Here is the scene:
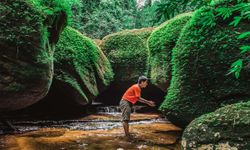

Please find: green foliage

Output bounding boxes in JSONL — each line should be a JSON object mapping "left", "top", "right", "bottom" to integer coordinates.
{"left": 133, "top": 1, "right": 163, "bottom": 28}
{"left": 70, "top": 0, "right": 136, "bottom": 39}
{"left": 160, "top": 0, "right": 250, "bottom": 127}
{"left": 29, "top": 0, "right": 76, "bottom": 24}
{"left": 229, "top": 59, "right": 243, "bottom": 78}
{"left": 70, "top": 0, "right": 161, "bottom": 39}
{"left": 0, "top": 0, "right": 72, "bottom": 61}
{"left": 55, "top": 27, "right": 113, "bottom": 103}
{"left": 147, "top": 12, "right": 192, "bottom": 90}
{"left": 221, "top": 1, "right": 250, "bottom": 78}
{"left": 69, "top": 0, "right": 100, "bottom": 35}
{"left": 154, "top": 0, "right": 203, "bottom": 21}
{"left": 153, "top": 0, "right": 250, "bottom": 78}
{"left": 0, "top": 0, "right": 44, "bottom": 48}
{"left": 100, "top": 28, "right": 153, "bottom": 81}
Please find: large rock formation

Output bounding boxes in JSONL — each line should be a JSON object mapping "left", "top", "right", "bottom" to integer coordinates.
{"left": 96, "top": 28, "right": 166, "bottom": 106}
{"left": 147, "top": 13, "right": 192, "bottom": 91}
{"left": 160, "top": 0, "right": 250, "bottom": 127}
{"left": 182, "top": 101, "right": 250, "bottom": 150}
{"left": 43, "top": 27, "right": 113, "bottom": 106}
{"left": 0, "top": 0, "right": 68, "bottom": 111}
{"left": 100, "top": 28, "right": 154, "bottom": 82}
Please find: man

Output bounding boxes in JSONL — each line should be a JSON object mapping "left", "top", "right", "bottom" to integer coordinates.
{"left": 119, "top": 76, "right": 155, "bottom": 137}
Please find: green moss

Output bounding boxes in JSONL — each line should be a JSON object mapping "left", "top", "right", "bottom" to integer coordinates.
{"left": 30, "top": 0, "right": 73, "bottom": 23}
{"left": 55, "top": 27, "right": 113, "bottom": 103}
{"left": 100, "top": 28, "right": 154, "bottom": 82}
{"left": 160, "top": 0, "right": 250, "bottom": 127}
{"left": 0, "top": 0, "right": 69, "bottom": 93}
{"left": 147, "top": 13, "right": 192, "bottom": 91}
{"left": 182, "top": 101, "right": 250, "bottom": 150}
{"left": 95, "top": 47, "right": 114, "bottom": 87}
{"left": 0, "top": 0, "right": 71, "bottom": 49}
{"left": 0, "top": 0, "right": 70, "bottom": 111}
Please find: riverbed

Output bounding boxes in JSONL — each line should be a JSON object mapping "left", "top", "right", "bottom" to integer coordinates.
{"left": 0, "top": 113, "right": 181, "bottom": 150}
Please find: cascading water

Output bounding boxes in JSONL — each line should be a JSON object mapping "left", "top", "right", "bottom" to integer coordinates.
{"left": 96, "top": 106, "right": 147, "bottom": 114}
{"left": 0, "top": 104, "right": 181, "bottom": 150}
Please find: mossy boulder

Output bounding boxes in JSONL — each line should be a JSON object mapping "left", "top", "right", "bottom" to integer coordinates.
{"left": 100, "top": 28, "right": 154, "bottom": 82}
{"left": 47, "top": 27, "right": 113, "bottom": 106}
{"left": 160, "top": 0, "right": 250, "bottom": 127}
{"left": 182, "top": 101, "right": 250, "bottom": 150}
{"left": 147, "top": 13, "right": 192, "bottom": 91}
{"left": 0, "top": 0, "right": 68, "bottom": 111}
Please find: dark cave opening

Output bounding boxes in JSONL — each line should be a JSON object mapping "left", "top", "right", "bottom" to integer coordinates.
{"left": 1, "top": 80, "right": 90, "bottom": 120}
{"left": 1, "top": 80, "right": 166, "bottom": 119}
{"left": 94, "top": 81, "right": 166, "bottom": 113}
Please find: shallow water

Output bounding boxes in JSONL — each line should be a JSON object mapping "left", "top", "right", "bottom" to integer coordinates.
{"left": 0, "top": 113, "right": 181, "bottom": 150}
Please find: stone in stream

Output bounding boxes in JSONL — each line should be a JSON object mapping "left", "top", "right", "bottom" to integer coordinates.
{"left": 41, "top": 27, "right": 114, "bottom": 107}
{"left": 182, "top": 101, "right": 250, "bottom": 150}
{"left": 147, "top": 12, "right": 192, "bottom": 91}
{"left": 160, "top": 0, "right": 250, "bottom": 127}
{"left": 0, "top": 0, "right": 68, "bottom": 111}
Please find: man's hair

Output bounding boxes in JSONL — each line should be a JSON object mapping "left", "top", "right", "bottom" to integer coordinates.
{"left": 138, "top": 76, "right": 148, "bottom": 84}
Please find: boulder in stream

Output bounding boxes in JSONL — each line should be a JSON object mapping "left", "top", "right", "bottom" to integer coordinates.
{"left": 160, "top": 0, "right": 250, "bottom": 127}
{"left": 0, "top": 0, "right": 68, "bottom": 111}
{"left": 182, "top": 101, "right": 250, "bottom": 150}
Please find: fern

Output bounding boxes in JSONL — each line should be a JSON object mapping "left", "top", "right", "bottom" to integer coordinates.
{"left": 229, "top": 59, "right": 243, "bottom": 79}
{"left": 240, "top": 46, "right": 250, "bottom": 54}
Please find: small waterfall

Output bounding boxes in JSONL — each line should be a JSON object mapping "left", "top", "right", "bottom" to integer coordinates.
{"left": 96, "top": 106, "right": 146, "bottom": 114}
{"left": 97, "top": 106, "right": 120, "bottom": 114}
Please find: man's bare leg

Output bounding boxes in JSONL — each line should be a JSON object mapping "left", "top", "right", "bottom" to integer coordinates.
{"left": 122, "top": 121, "right": 129, "bottom": 137}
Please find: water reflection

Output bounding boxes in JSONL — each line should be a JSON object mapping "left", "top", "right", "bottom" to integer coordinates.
{"left": 0, "top": 113, "right": 181, "bottom": 150}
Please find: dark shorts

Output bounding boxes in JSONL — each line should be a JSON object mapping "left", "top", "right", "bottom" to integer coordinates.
{"left": 119, "top": 99, "right": 132, "bottom": 121}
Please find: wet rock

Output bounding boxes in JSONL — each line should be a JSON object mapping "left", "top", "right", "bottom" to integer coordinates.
{"left": 100, "top": 28, "right": 154, "bottom": 83}
{"left": 147, "top": 13, "right": 192, "bottom": 91}
{"left": 42, "top": 27, "right": 113, "bottom": 106}
{"left": 182, "top": 101, "right": 250, "bottom": 150}
{"left": 0, "top": 0, "right": 67, "bottom": 111}
{"left": 160, "top": 0, "right": 250, "bottom": 127}
{"left": 97, "top": 28, "right": 166, "bottom": 106}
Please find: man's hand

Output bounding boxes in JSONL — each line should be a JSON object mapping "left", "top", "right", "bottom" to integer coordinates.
{"left": 138, "top": 97, "right": 156, "bottom": 107}
{"left": 147, "top": 101, "right": 155, "bottom": 107}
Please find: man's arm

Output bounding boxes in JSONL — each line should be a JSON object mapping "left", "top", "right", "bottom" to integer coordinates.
{"left": 138, "top": 97, "right": 155, "bottom": 107}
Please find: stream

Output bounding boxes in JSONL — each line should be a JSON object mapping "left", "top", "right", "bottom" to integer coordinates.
{"left": 0, "top": 106, "right": 181, "bottom": 150}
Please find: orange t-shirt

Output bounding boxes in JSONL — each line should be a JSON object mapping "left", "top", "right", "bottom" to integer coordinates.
{"left": 122, "top": 84, "right": 141, "bottom": 104}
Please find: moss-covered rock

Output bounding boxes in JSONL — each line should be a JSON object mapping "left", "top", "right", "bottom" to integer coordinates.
{"left": 0, "top": 0, "right": 68, "bottom": 111}
{"left": 182, "top": 101, "right": 250, "bottom": 150}
{"left": 160, "top": 0, "right": 250, "bottom": 127}
{"left": 100, "top": 28, "right": 154, "bottom": 82}
{"left": 147, "top": 13, "right": 192, "bottom": 91}
{"left": 50, "top": 27, "right": 113, "bottom": 106}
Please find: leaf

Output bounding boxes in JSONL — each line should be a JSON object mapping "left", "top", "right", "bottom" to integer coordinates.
{"left": 240, "top": 45, "right": 250, "bottom": 54}
{"left": 230, "top": 59, "right": 243, "bottom": 79}
{"left": 238, "top": 31, "right": 250, "bottom": 39}
{"left": 216, "top": 7, "right": 233, "bottom": 19}
{"left": 229, "top": 16, "right": 242, "bottom": 27}
{"left": 235, "top": 71, "right": 240, "bottom": 79}
{"left": 243, "top": 11, "right": 250, "bottom": 19}
{"left": 201, "top": 10, "right": 216, "bottom": 27}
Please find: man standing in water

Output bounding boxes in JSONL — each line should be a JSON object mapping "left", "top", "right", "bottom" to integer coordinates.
{"left": 119, "top": 76, "right": 155, "bottom": 137}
